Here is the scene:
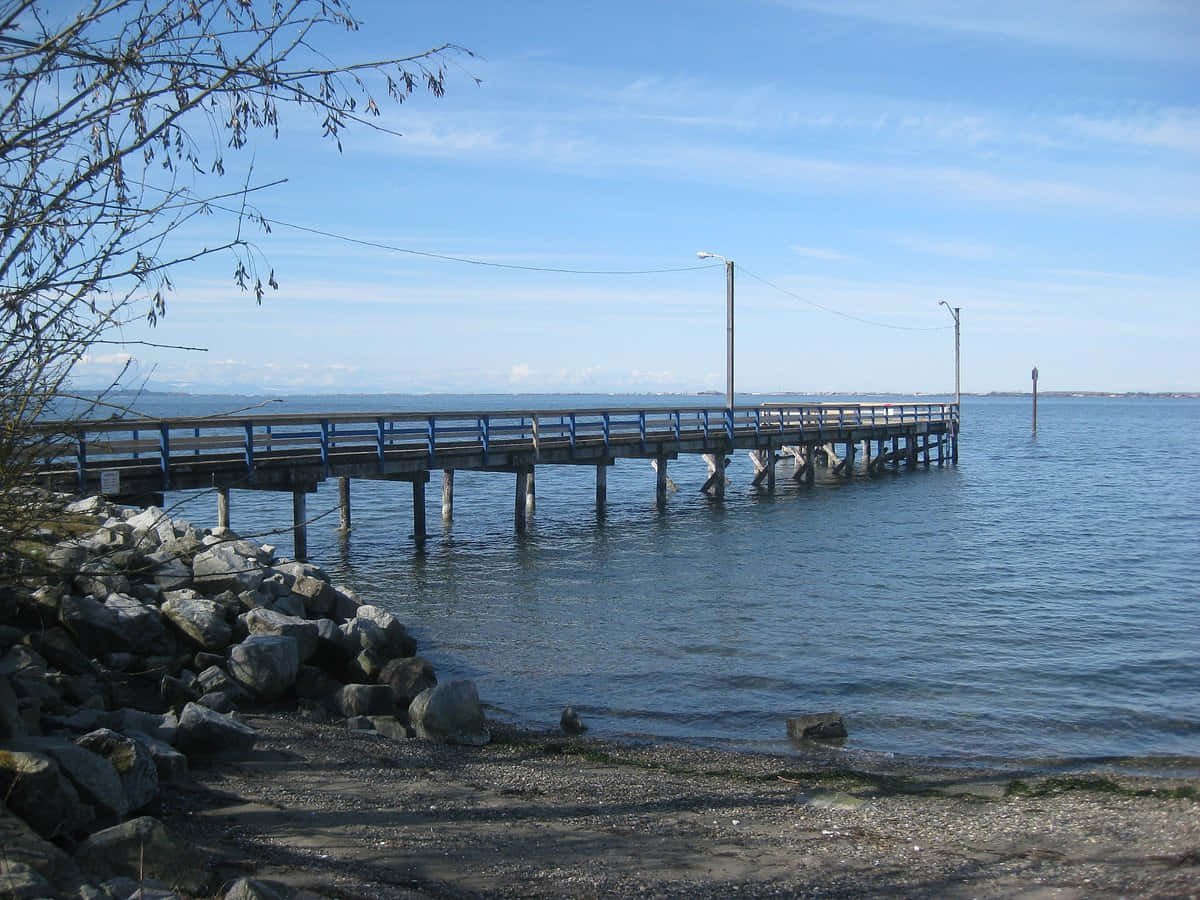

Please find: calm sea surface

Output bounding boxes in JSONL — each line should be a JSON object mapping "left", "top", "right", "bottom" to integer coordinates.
{"left": 117, "top": 392, "right": 1200, "bottom": 769}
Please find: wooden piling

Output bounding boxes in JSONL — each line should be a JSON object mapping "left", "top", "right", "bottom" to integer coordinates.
{"left": 292, "top": 489, "right": 308, "bottom": 561}
{"left": 515, "top": 468, "right": 529, "bottom": 534}
{"left": 655, "top": 456, "right": 668, "bottom": 507}
{"left": 595, "top": 463, "right": 607, "bottom": 513}
{"left": 412, "top": 478, "right": 427, "bottom": 542}
{"left": 442, "top": 469, "right": 454, "bottom": 521}
{"left": 216, "top": 486, "right": 230, "bottom": 533}
{"left": 526, "top": 466, "right": 536, "bottom": 517}
{"left": 338, "top": 476, "right": 351, "bottom": 531}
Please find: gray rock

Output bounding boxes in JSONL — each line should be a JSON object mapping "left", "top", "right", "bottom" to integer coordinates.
{"left": 74, "top": 816, "right": 206, "bottom": 894}
{"left": 145, "top": 550, "right": 192, "bottom": 591}
{"left": 294, "top": 665, "right": 343, "bottom": 704}
{"left": 104, "top": 592, "right": 171, "bottom": 651}
{"left": 46, "top": 540, "right": 89, "bottom": 576}
{"left": 101, "top": 708, "right": 178, "bottom": 745}
{"left": 196, "top": 664, "right": 235, "bottom": 694}
{"left": 0, "top": 860, "right": 53, "bottom": 899}
{"left": 161, "top": 592, "right": 232, "bottom": 652}
{"left": 75, "top": 728, "right": 159, "bottom": 813}
{"left": 65, "top": 495, "right": 107, "bottom": 516}
{"left": 345, "top": 715, "right": 374, "bottom": 731}
{"left": 288, "top": 573, "right": 338, "bottom": 616}
{"left": 379, "top": 657, "right": 437, "bottom": 710}
{"left": 23, "top": 626, "right": 95, "bottom": 676}
{"left": 3, "top": 736, "right": 127, "bottom": 823}
{"left": 786, "top": 711, "right": 848, "bottom": 742}
{"left": 369, "top": 715, "right": 412, "bottom": 741}
{"left": 0, "top": 674, "right": 25, "bottom": 738}
{"left": 0, "top": 750, "right": 92, "bottom": 838}
{"left": 408, "top": 680, "right": 490, "bottom": 746}
{"left": 337, "top": 684, "right": 394, "bottom": 717}
{"left": 73, "top": 560, "right": 132, "bottom": 599}
{"left": 354, "top": 605, "right": 417, "bottom": 659}
{"left": 346, "top": 647, "right": 387, "bottom": 684}
{"left": 195, "top": 691, "right": 237, "bottom": 713}
{"left": 270, "top": 592, "right": 307, "bottom": 618}
{"left": 175, "top": 702, "right": 256, "bottom": 757}
{"left": 126, "top": 731, "right": 189, "bottom": 784}
{"left": 331, "top": 585, "right": 361, "bottom": 623}
{"left": 227, "top": 635, "right": 299, "bottom": 700}
{"left": 192, "top": 544, "right": 265, "bottom": 595}
{"left": 59, "top": 594, "right": 129, "bottom": 657}
{"left": 223, "top": 877, "right": 289, "bottom": 900}
{"left": 244, "top": 608, "right": 318, "bottom": 662}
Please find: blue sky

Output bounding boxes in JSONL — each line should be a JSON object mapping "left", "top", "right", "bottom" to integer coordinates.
{"left": 77, "top": 0, "right": 1199, "bottom": 395}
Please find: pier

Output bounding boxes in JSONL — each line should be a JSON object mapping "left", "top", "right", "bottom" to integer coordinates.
{"left": 37, "top": 401, "right": 958, "bottom": 559}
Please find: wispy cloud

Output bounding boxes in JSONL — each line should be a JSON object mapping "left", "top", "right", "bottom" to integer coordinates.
{"left": 774, "top": 0, "right": 1200, "bottom": 60}
{"left": 890, "top": 234, "right": 999, "bottom": 261}
{"left": 791, "top": 245, "right": 856, "bottom": 261}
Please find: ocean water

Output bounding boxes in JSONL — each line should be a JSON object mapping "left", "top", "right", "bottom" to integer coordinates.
{"left": 120, "top": 392, "right": 1200, "bottom": 768}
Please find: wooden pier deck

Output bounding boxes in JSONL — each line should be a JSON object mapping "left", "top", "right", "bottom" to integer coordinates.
{"left": 34, "top": 401, "right": 958, "bottom": 558}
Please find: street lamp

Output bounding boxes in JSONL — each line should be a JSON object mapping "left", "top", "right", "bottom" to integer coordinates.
{"left": 938, "top": 301, "right": 961, "bottom": 413}
{"left": 697, "top": 251, "right": 735, "bottom": 410}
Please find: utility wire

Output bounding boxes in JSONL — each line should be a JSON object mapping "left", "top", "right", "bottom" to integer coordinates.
{"left": 207, "top": 201, "right": 720, "bottom": 275}
{"left": 738, "top": 265, "right": 952, "bottom": 332}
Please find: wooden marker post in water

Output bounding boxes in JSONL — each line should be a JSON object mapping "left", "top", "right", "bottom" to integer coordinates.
{"left": 1032, "top": 366, "right": 1039, "bottom": 435}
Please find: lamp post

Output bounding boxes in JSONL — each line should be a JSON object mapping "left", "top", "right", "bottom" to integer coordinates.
{"left": 697, "top": 251, "right": 734, "bottom": 411}
{"left": 938, "top": 301, "right": 961, "bottom": 413}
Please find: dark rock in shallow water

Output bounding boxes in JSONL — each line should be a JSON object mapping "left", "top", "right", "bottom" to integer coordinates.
{"left": 786, "top": 711, "right": 848, "bottom": 742}
{"left": 560, "top": 706, "right": 587, "bottom": 735}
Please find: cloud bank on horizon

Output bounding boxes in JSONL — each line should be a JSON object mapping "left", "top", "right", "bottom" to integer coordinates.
{"left": 75, "top": 0, "right": 1198, "bottom": 396}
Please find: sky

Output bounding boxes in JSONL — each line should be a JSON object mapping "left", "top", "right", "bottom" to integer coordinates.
{"left": 74, "top": 0, "right": 1199, "bottom": 396}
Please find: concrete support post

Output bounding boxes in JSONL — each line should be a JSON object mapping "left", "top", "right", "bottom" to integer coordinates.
{"left": 412, "top": 478, "right": 427, "bottom": 542}
{"left": 292, "top": 489, "right": 308, "bottom": 562}
{"left": 442, "top": 469, "right": 454, "bottom": 521}
{"left": 216, "top": 486, "right": 230, "bottom": 533}
{"left": 338, "top": 477, "right": 351, "bottom": 531}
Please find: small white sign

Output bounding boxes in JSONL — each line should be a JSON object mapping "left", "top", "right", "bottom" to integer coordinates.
{"left": 100, "top": 469, "right": 120, "bottom": 496}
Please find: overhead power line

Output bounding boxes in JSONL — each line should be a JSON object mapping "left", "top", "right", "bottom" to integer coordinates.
{"left": 738, "top": 265, "right": 952, "bottom": 332}
{"left": 208, "top": 202, "right": 720, "bottom": 275}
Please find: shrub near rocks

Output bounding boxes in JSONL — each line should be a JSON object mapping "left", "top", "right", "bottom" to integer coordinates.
{"left": 0, "top": 493, "right": 484, "bottom": 895}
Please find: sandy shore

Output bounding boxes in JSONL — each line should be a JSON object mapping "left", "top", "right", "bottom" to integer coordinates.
{"left": 161, "top": 713, "right": 1200, "bottom": 898}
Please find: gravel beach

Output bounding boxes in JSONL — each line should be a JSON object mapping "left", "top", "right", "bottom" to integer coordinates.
{"left": 164, "top": 713, "right": 1200, "bottom": 898}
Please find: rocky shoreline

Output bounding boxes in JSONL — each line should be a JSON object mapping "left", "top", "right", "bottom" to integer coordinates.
{"left": 2, "top": 494, "right": 488, "bottom": 898}
{"left": 3, "top": 495, "right": 1198, "bottom": 898}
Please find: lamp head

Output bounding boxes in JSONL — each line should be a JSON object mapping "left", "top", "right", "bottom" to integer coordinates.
{"left": 697, "top": 251, "right": 715, "bottom": 260}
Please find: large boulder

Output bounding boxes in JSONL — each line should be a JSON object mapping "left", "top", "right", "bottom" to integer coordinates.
{"left": 0, "top": 750, "right": 92, "bottom": 838}
{"left": 353, "top": 605, "right": 417, "bottom": 659}
{"left": 45, "top": 540, "right": 89, "bottom": 577}
{"left": 286, "top": 573, "right": 339, "bottom": 617}
{"left": 74, "top": 816, "right": 207, "bottom": 894}
{"left": 175, "top": 702, "right": 256, "bottom": 757}
{"left": 75, "top": 728, "right": 159, "bottom": 813}
{"left": 379, "top": 657, "right": 437, "bottom": 711}
{"left": 192, "top": 544, "right": 264, "bottom": 595}
{"left": 104, "top": 592, "right": 171, "bottom": 651}
{"left": 244, "top": 608, "right": 318, "bottom": 663}
{"left": 4, "top": 736, "right": 127, "bottom": 823}
{"left": 408, "top": 680, "right": 490, "bottom": 746}
{"left": 161, "top": 591, "right": 232, "bottom": 652}
{"left": 336, "top": 684, "right": 394, "bottom": 717}
{"left": 58, "top": 594, "right": 129, "bottom": 657}
{"left": 227, "top": 635, "right": 299, "bottom": 700}
{"left": 0, "top": 674, "right": 24, "bottom": 738}
{"left": 145, "top": 550, "right": 192, "bottom": 591}
{"left": 23, "top": 627, "right": 94, "bottom": 676}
